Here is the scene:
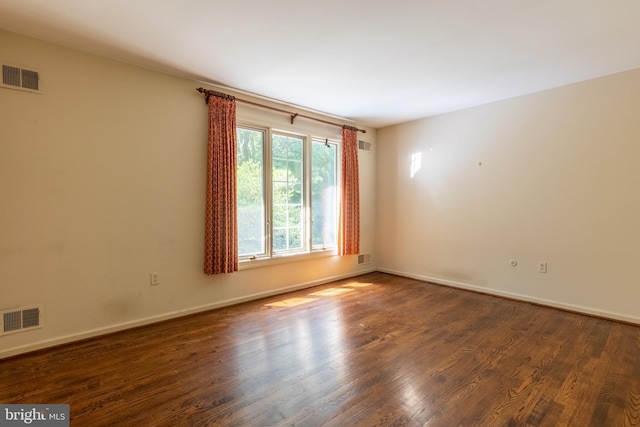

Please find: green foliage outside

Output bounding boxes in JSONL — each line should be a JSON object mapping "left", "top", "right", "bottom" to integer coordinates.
{"left": 237, "top": 128, "right": 264, "bottom": 255}
{"left": 311, "top": 141, "right": 337, "bottom": 247}
{"left": 272, "top": 134, "right": 303, "bottom": 251}
{"left": 236, "top": 128, "right": 338, "bottom": 256}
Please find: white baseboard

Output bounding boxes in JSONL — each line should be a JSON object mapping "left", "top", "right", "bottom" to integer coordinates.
{"left": 7, "top": 265, "right": 635, "bottom": 360}
{"left": 0, "top": 268, "right": 376, "bottom": 359}
{"left": 377, "top": 267, "right": 640, "bottom": 325}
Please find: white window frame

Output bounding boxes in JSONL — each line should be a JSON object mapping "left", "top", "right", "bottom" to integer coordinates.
{"left": 237, "top": 123, "right": 340, "bottom": 268}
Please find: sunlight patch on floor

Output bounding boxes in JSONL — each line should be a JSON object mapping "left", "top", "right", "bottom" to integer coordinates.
{"left": 343, "top": 282, "right": 374, "bottom": 288}
{"left": 310, "top": 288, "right": 355, "bottom": 297}
{"left": 265, "top": 297, "right": 317, "bottom": 308}
{"left": 265, "top": 280, "right": 375, "bottom": 308}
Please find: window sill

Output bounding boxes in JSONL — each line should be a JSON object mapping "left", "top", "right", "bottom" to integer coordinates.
{"left": 239, "top": 249, "right": 338, "bottom": 270}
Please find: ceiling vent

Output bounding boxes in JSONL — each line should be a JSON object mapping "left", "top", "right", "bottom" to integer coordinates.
{"left": 2, "top": 64, "right": 40, "bottom": 93}
{"left": 1, "top": 305, "right": 43, "bottom": 336}
{"left": 358, "top": 140, "right": 371, "bottom": 152}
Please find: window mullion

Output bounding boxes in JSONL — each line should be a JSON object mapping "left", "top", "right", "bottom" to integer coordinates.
{"left": 304, "top": 135, "right": 312, "bottom": 252}
{"left": 265, "top": 127, "right": 274, "bottom": 258}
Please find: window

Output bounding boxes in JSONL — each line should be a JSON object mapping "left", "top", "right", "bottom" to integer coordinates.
{"left": 272, "top": 133, "right": 304, "bottom": 252}
{"left": 311, "top": 140, "right": 337, "bottom": 249}
{"left": 236, "top": 126, "right": 339, "bottom": 261}
{"left": 237, "top": 127, "right": 265, "bottom": 257}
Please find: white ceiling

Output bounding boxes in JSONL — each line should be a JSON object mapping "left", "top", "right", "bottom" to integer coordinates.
{"left": 1, "top": 1, "right": 640, "bottom": 128}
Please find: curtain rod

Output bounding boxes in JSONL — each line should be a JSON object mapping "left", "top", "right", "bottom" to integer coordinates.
{"left": 196, "top": 87, "right": 366, "bottom": 134}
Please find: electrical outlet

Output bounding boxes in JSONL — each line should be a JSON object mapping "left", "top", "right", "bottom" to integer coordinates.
{"left": 538, "top": 262, "right": 547, "bottom": 274}
{"left": 150, "top": 272, "right": 160, "bottom": 285}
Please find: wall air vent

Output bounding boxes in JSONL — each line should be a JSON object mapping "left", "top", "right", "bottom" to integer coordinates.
{"left": 0, "top": 305, "right": 43, "bottom": 336}
{"left": 2, "top": 64, "right": 40, "bottom": 92}
{"left": 358, "top": 254, "right": 371, "bottom": 265}
{"left": 358, "top": 140, "right": 372, "bottom": 152}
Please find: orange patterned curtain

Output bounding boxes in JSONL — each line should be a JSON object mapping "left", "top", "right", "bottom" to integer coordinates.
{"left": 339, "top": 126, "right": 360, "bottom": 256}
{"left": 204, "top": 92, "right": 238, "bottom": 274}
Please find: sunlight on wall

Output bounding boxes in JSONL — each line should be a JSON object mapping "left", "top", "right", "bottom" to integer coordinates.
{"left": 411, "top": 152, "right": 422, "bottom": 178}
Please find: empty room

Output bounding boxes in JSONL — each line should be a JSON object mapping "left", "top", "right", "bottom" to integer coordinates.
{"left": 1, "top": 1, "right": 640, "bottom": 426}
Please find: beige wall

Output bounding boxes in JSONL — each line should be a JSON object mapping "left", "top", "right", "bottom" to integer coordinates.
{"left": 0, "top": 30, "right": 377, "bottom": 358}
{"left": 377, "top": 67, "right": 640, "bottom": 322}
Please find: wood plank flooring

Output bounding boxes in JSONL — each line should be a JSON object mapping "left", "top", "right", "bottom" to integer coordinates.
{"left": 1, "top": 272, "right": 640, "bottom": 426}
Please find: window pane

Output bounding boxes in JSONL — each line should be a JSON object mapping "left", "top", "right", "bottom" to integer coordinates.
{"left": 288, "top": 227, "right": 302, "bottom": 249}
{"left": 273, "top": 205, "right": 287, "bottom": 227}
{"left": 272, "top": 182, "right": 287, "bottom": 204}
{"left": 288, "top": 183, "right": 302, "bottom": 204}
{"left": 272, "top": 133, "right": 305, "bottom": 253}
{"left": 272, "top": 135, "right": 288, "bottom": 159}
{"left": 273, "top": 228, "right": 287, "bottom": 251}
{"left": 288, "top": 139, "right": 302, "bottom": 160}
{"left": 289, "top": 205, "right": 302, "bottom": 226}
{"left": 288, "top": 161, "right": 303, "bottom": 182}
{"left": 272, "top": 159, "right": 288, "bottom": 181}
{"left": 312, "top": 141, "right": 337, "bottom": 248}
{"left": 237, "top": 128, "right": 265, "bottom": 256}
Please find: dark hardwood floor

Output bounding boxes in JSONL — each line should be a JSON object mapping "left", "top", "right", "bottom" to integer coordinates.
{"left": 1, "top": 272, "right": 639, "bottom": 426}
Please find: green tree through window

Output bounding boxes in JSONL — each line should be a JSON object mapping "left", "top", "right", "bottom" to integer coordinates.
{"left": 272, "top": 133, "right": 304, "bottom": 252}
{"left": 237, "top": 128, "right": 265, "bottom": 257}
{"left": 312, "top": 141, "right": 337, "bottom": 248}
{"left": 236, "top": 126, "right": 338, "bottom": 259}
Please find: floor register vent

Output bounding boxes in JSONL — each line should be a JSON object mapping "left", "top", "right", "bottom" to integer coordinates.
{"left": 358, "top": 254, "right": 371, "bottom": 265}
{"left": 1, "top": 305, "right": 43, "bottom": 335}
{"left": 2, "top": 64, "right": 40, "bottom": 92}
